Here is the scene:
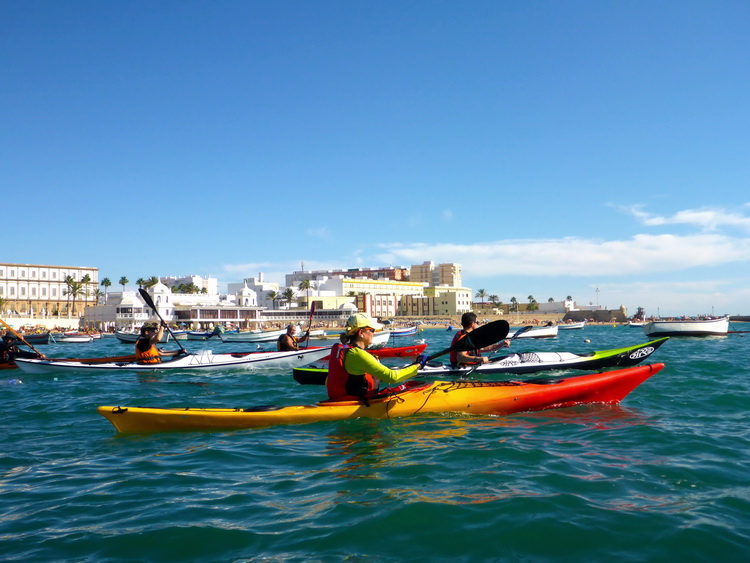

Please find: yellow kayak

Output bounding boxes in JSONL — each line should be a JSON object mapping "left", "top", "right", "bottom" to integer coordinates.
{"left": 98, "top": 363, "right": 664, "bottom": 433}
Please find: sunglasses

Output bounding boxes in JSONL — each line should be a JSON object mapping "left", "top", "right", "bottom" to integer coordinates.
{"left": 361, "top": 327, "right": 375, "bottom": 333}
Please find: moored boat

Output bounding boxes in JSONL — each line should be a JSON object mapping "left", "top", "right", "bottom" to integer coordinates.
{"left": 641, "top": 316, "right": 729, "bottom": 337}
{"left": 114, "top": 329, "right": 171, "bottom": 344}
{"left": 56, "top": 334, "right": 94, "bottom": 343}
{"left": 508, "top": 324, "right": 559, "bottom": 339}
{"left": 558, "top": 321, "right": 586, "bottom": 330}
{"left": 387, "top": 325, "right": 418, "bottom": 337}
{"left": 18, "top": 332, "right": 52, "bottom": 345}
{"left": 98, "top": 363, "right": 665, "bottom": 433}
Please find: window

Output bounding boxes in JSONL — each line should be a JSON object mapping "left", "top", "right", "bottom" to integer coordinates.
{"left": 31, "top": 288, "right": 37, "bottom": 297}
{"left": 21, "top": 287, "right": 26, "bottom": 297}
{"left": 42, "top": 288, "right": 47, "bottom": 297}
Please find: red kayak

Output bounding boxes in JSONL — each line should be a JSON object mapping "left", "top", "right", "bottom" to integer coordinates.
{"left": 369, "top": 343, "right": 427, "bottom": 358}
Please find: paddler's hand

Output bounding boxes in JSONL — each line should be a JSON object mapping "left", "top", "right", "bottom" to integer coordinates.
{"left": 415, "top": 354, "right": 428, "bottom": 369}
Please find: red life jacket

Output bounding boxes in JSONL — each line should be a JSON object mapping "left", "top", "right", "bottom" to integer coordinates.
{"left": 326, "top": 343, "right": 377, "bottom": 401}
{"left": 449, "top": 330, "right": 480, "bottom": 366}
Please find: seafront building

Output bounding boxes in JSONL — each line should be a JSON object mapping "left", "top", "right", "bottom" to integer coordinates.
{"left": 0, "top": 262, "right": 99, "bottom": 321}
{"left": 4, "top": 260, "right": 474, "bottom": 330}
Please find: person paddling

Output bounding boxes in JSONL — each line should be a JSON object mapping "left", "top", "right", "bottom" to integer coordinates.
{"left": 277, "top": 324, "right": 309, "bottom": 352}
{"left": 135, "top": 323, "right": 182, "bottom": 364}
{"left": 450, "top": 312, "right": 511, "bottom": 367}
{"left": 326, "top": 313, "right": 425, "bottom": 402}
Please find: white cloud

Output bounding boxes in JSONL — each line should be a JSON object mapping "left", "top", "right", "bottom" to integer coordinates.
{"left": 624, "top": 205, "right": 750, "bottom": 232}
{"left": 374, "top": 233, "right": 750, "bottom": 277}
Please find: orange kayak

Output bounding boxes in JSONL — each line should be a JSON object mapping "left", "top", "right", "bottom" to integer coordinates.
{"left": 98, "top": 363, "right": 664, "bottom": 433}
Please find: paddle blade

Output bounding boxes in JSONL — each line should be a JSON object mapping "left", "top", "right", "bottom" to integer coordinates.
{"left": 139, "top": 288, "right": 156, "bottom": 311}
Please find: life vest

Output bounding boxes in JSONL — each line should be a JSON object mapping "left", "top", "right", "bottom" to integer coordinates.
{"left": 326, "top": 343, "right": 377, "bottom": 401}
{"left": 135, "top": 339, "right": 161, "bottom": 364}
{"left": 449, "top": 330, "right": 480, "bottom": 366}
{"left": 277, "top": 334, "right": 298, "bottom": 351}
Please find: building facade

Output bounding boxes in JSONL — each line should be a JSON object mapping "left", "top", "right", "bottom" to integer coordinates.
{"left": 0, "top": 262, "right": 99, "bottom": 318}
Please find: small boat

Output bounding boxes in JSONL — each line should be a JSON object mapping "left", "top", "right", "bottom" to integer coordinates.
{"left": 293, "top": 338, "right": 668, "bottom": 385}
{"left": 186, "top": 330, "right": 222, "bottom": 341}
{"left": 218, "top": 327, "right": 288, "bottom": 343}
{"left": 387, "top": 325, "right": 418, "bottom": 337}
{"left": 558, "top": 321, "right": 586, "bottom": 330}
{"left": 13, "top": 346, "right": 334, "bottom": 375}
{"left": 508, "top": 324, "right": 559, "bottom": 339}
{"left": 56, "top": 334, "right": 94, "bottom": 343}
{"left": 114, "top": 330, "right": 171, "bottom": 344}
{"left": 219, "top": 328, "right": 326, "bottom": 343}
{"left": 97, "top": 363, "right": 665, "bottom": 433}
{"left": 18, "top": 332, "right": 52, "bottom": 345}
{"left": 628, "top": 321, "right": 645, "bottom": 327}
{"left": 641, "top": 316, "right": 729, "bottom": 337}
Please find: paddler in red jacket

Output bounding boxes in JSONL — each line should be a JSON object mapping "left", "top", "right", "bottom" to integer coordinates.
{"left": 449, "top": 312, "right": 511, "bottom": 367}
{"left": 326, "top": 313, "right": 425, "bottom": 402}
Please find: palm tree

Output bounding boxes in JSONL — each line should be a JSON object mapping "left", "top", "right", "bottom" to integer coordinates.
{"left": 267, "top": 290, "right": 278, "bottom": 309}
{"left": 566, "top": 295, "right": 573, "bottom": 302}
{"left": 489, "top": 295, "right": 500, "bottom": 307}
{"left": 510, "top": 297, "right": 518, "bottom": 312}
{"left": 136, "top": 278, "right": 146, "bottom": 289}
{"left": 548, "top": 297, "right": 554, "bottom": 302}
{"left": 66, "top": 279, "right": 85, "bottom": 315}
{"left": 282, "top": 288, "right": 296, "bottom": 308}
{"left": 119, "top": 277, "right": 129, "bottom": 292}
{"left": 101, "top": 278, "right": 111, "bottom": 304}
{"left": 81, "top": 274, "right": 92, "bottom": 305}
{"left": 475, "top": 289, "right": 487, "bottom": 308}
{"left": 527, "top": 295, "right": 538, "bottom": 312}
{"left": 93, "top": 289, "right": 103, "bottom": 305}
{"left": 298, "top": 279, "right": 312, "bottom": 309}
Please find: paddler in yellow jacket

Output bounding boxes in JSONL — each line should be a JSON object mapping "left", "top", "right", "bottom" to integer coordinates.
{"left": 326, "top": 313, "right": 426, "bottom": 402}
{"left": 135, "top": 322, "right": 182, "bottom": 364}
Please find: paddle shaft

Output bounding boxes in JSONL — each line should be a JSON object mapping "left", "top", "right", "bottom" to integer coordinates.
{"left": 304, "top": 302, "right": 316, "bottom": 349}
{"left": 0, "top": 318, "right": 45, "bottom": 357}
{"left": 138, "top": 289, "right": 188, "bottom": 355}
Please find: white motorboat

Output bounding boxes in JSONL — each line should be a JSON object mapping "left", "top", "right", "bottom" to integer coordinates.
{"left": 508, "top": 324, "right": 559, "bottom": 339}
{"left": 558, "top": 321, "right": 586, "bottom": 330}
{"left": 641, "top": 316, "right": 729, "bottom": 337}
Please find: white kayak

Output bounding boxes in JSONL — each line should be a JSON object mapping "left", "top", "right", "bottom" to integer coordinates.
{"left": 13, "top": 346, "right": 333, "bottom": 374}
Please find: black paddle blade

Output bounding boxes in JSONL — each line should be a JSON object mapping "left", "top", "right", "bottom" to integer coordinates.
{"left": 425, "top": 319, "right": 510, "bottom": 362}
{"left": 139, "top": 288, "right": 156, "bottom": 311}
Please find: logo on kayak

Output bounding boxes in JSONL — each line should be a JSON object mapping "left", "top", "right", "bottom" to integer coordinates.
{"left": 629, "top": 346, "right": 655, "bottom": 359}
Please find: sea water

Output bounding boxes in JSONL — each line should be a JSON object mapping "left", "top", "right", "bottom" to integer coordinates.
{"left": 1, "top": 326, "right": 749, "bottom": 561}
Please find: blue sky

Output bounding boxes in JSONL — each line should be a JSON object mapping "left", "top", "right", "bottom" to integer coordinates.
{"left": 3, "top": 1, "right": 749, "bottom": 317}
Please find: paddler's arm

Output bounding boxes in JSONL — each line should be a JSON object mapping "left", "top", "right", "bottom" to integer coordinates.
{"left": 345, "top": 347, "right": 419, "bottom": 384}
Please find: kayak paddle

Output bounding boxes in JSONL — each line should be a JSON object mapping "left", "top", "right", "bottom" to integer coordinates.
{"left": 0, "top": 317, "right": 46, "bottom": 359}
{"left": 303, "top": 302, "right": 316, "bottom": 349}
{"left": 420, "top": 319, "right": 510, "bottom": 364}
